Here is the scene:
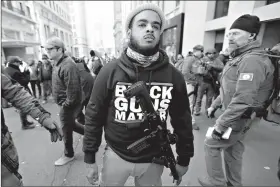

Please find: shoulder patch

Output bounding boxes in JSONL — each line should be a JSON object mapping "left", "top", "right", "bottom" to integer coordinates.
{"left": 239, "top": 73, "right": 254, "bottom": 81}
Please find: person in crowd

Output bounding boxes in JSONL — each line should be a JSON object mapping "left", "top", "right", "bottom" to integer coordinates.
{"left": 87, "top": 50, "right": 103, "bottom": 77}
{"left": 193, "top": 48, "right": 224, "bottom": 116}
{"left": 44, "top": 36, "right": 84, "bottom": 166}
{"left": 182, "top": 45, "right": 205, "bottom": 130}
{"left": 4, "top": 56, "right": 35, "bottom": 129}
{"left": 83, "top": 3, "right": 194, "bottom": 186}
{"left": 174, "top": 53, "right": 185, "bottom": 73}
{"left": 74, "top": 57, "right": 95, "bottom": 125}
{"left": 28, "top": 59, "right": 42, "bottom": 99}
{"left": 1, "top": 73, "right": 63, "bottom": 186}
{"left": 198, "top": 14, "right": 275, "bottom": 186}
{"left": 40, "top": 54, "right": 53, "bottom": 104}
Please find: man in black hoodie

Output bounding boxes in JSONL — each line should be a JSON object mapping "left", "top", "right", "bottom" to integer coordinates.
{"left": 5, "top": 56, "right": 35, "bottom": 129}
{"left": 83, "top": 3, "right": 194, "bottom": 186}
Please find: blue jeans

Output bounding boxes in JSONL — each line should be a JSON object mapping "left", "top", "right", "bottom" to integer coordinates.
{"left": 99, "top": 145, "right": 164, "bottom": 186}
{"left": 59, "top": 105, "right": 84, "bottom": 157}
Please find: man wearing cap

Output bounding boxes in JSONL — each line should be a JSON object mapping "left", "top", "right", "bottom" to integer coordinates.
{"left": 198, "top": 14, "right": 274, "bottom": 186}
{"left": 193, "top": 48, "right": 224, "bottom": 117}
{"left": 83, "top": 3, "right": 193, "bottom": 186}
{"left": 44, "top": 36, "right": 84, "bottom": 166}
{"left": 182, "top": 44, "right": 205, "bottom": 130}
{"left": 4, "top": 56, "right": 35, "bottom": 129}
{"left": 40, "top": 54, "right": 53, "bottom": 104}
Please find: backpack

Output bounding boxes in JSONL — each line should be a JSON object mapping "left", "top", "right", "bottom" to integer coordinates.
{"left": 252, "top": 44, "right": 280, "bottom": 125}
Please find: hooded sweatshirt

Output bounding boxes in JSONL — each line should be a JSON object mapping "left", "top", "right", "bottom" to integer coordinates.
{"left": 83, "top": 49, "right": 194, "bottom": 166}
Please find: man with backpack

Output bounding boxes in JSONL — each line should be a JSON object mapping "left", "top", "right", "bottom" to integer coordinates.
{"left": 44, "top": 36, "right": 84, "bottom": 166}
{"left": 198, "top": 15, "right": 275, "bottom": 186}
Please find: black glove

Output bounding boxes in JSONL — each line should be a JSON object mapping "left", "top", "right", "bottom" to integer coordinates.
{"left": 41, "top": 117, "right": 63, "bottom": 142}
{"left": 212, "top": 129, "right": 223, "bottom": 140}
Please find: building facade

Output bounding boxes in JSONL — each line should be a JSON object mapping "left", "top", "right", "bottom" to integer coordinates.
{"left": 1, "top": 0, "right": 40, "bottom": 63}
{"left": 69, "top": 1, "right": 89, "bottom": 58}
{"left": 113, "top": 1, "right": 123, "bottom": 58}
{"left": 33, "top": 1, "right": 73, "bottom": 58}
{"left": 181, "top": 0, "right": 280, "bottom": 55}
{"left": 112, "top": 1, "right": 280, "bottom": 59}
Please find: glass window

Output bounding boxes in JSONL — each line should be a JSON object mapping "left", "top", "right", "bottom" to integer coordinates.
{"left": 176, "top": 0, "right": 180, "bottom": 7}
{"left": 60, "top": 31, "right": 64, "bottom": 41}
{"left": 162, "top": 27, "right": 177, "bottom": 56}
{"left": 26, "top": 6, "right": 31, "bottom": 18}
{"left": 266, "top": 0, "right": 280, "bottom": 4}
{"left": 214, "top": 0, "right": 230, "bottom": 19}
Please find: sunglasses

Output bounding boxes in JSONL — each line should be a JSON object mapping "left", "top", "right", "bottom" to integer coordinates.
{"left": 46, "top": 47, "right": 59, "bottom": 51}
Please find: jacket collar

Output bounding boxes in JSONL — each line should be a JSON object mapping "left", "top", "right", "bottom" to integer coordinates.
{"left": 231, "top": 40, "right": 261, "bottom": 57}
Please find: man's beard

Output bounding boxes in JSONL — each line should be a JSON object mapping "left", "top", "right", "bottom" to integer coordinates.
{"left": 128, "top": 36, "right": 160, "bottom": 56}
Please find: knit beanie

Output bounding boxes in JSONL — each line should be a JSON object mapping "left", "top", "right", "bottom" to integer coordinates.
{"left": 230, "top": 14, "right": 261, "bottom": 35}
{"left": 125, "top": 3, "right": 166, "bottom": 34}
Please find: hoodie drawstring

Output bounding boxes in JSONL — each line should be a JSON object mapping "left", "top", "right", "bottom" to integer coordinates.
{"left": 135, "top": 66, "right": 139, "bottom": 82}
{"left": 148, "top": 71, "right": 153, "bottom": 90}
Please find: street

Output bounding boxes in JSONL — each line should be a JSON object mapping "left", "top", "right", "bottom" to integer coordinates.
{"left": 2, "top": 100, "right": 280, "bottom": 186}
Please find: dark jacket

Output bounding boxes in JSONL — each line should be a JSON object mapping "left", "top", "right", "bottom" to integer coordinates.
{"left": 40, "top": 61, "right": 53, "bottom": 81}
{"left": 76, "top": 63, "right": 95, "bottom": 104}
{"left": 212, "top": 40, "right": 274, "bottom": 132}
{"left": 201, "top": 56, "right": 224, "bottom": 83}
{"left": 29, "top": 63, "right": 39, "bottom": 81}
{"left": 88, "top": 56, "right": 103, "bottom": 76}
{"left": 52, "top": 55, "right": 82, "bottom": 108}
{"left": 1, "top": 74, "right": 51, "bottom": 180}
{"left": 5, "top": 63, "right": 29, "bottom": 87}
{"left": 83, "top": 49, "right": 194, "bottom": 166}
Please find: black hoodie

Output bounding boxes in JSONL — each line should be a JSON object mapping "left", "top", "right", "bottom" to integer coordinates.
{"left": 83, "top": 49, "right": 194, "bottom": 166}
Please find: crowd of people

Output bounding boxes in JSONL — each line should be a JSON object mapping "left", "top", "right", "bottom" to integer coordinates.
{"left": 1, "top": 2, "right": 280, "bottom": 187}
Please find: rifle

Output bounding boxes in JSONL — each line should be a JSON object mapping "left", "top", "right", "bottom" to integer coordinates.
{"left": 1, "top": 142, "right": 22, "bottom": 180}
{"left": 123, "top": 81, "right": 179, "bottom": 182}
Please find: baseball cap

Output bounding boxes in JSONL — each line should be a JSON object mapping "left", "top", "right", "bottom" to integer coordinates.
{"left": 7, "top": 56, "right": 23, "bottom": 65}
{"left": 193, "top": 45, "right": 204, "bottom": 52}
{"left": 44, "top": 36, "right": 65, "bottom": 49}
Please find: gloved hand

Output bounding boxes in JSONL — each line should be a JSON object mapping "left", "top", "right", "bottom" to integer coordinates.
{"left": 207, "top": 107, "right": 215, "bottom": 118}
{"left": 41, "top": 117, "right": 63, "bottom": 142}
{"left": 212, "top": 128, "right": 223, "bottom": 140}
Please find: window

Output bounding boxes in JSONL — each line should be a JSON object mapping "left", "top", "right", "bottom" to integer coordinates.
{"left": 26, "top": 6, "right": 31, "bottom": 18}
{"left": 214, "top": 0, "right": 229, "bottom": 19}
{"left": 44, "top": 24, "right": 50, "bottom": 38}
{"left": 69, "top": 34, "right": 72, "bottom": 46}
{"left": 56, "top": 4, "right": 59, "bottom": 12}
{"left": 65, "top": 33, "right": 69, "bottom": 43}
{"left": 54, "top": 28, "right": 58, "bottom": 36}
{"left": 60, "top": 31, "right": 64, "bottom": 41}
{"left": 53, "top": 1, "right": 55, "bottom": 10}
{"left": 266, "top": 0, "right": 280, "bottom": 4}
{"left": 49, "top": 1, "right": 52, "bottom": 8}
{"left": 19, "top": 2, "right": 24, "bottom": 12}
{"left": 176, "top": 0, "right": 180, "bottom": 7}
{"left": 214, "top": 30, "right": 225, "bottom": 54}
